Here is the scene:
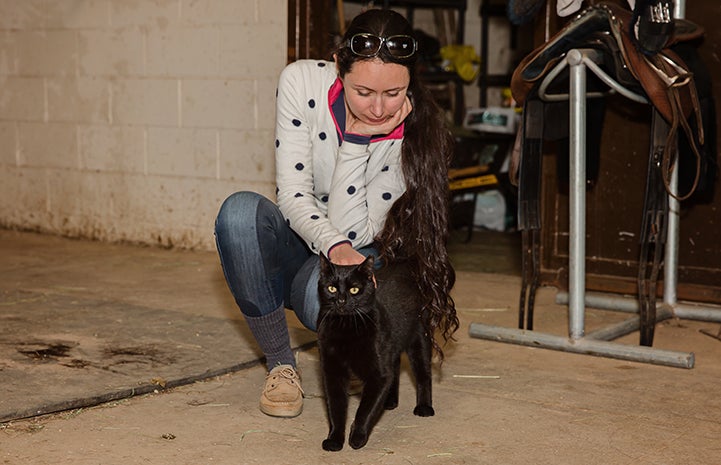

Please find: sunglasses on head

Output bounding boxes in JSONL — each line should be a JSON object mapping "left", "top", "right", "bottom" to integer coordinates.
{"left": 347, "top": 33, "right": 417, "bottom": 58}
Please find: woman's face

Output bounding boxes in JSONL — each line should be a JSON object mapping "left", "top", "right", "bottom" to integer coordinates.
{"left": 340, "top": 58, "right": 411, "bottom": 127}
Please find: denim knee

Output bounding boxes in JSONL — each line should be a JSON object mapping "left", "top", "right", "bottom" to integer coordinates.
{"left": 215, "top": 191, "right": 264, "bottom": 238}
{"left": 215, "top": 191, "right": 278, "bottom": 316}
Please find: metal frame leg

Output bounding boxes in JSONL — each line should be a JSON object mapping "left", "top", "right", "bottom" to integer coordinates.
{"left": 567, "top": 50, "right": 586, "bottom": 341}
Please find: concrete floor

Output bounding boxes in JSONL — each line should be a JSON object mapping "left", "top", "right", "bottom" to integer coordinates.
{"left": 1, "top": 228, "right": 720, "bottom": 465}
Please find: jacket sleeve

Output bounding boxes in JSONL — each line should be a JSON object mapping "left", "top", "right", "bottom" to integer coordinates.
{"left": 274, "top": 62, "right": 348, "bottom": 254}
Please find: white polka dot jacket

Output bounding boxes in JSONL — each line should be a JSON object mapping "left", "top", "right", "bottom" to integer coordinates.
{"left": 275, "top": 59, "right": 406, "bottom": 256}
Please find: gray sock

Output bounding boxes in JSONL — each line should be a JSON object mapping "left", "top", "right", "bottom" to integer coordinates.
{"left": 244, "top": 306, "right": 296, "bottom": 371}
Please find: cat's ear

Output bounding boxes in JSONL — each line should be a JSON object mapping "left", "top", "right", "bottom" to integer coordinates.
{"left": 360, "top": 255, "right": 375, "bottom": 279}
{"left": 319, "top": 252, "right": 332, "bottom": 273}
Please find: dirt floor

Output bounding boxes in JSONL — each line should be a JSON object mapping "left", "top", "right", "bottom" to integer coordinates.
{"left": 1, "top": 229, "right": 721, "bottom": 465}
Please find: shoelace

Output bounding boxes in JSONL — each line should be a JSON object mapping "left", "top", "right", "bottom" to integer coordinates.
{"left": 268, "top": 367, "right": 305, "bottom": 395}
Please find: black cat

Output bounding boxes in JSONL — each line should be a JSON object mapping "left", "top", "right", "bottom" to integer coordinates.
{"left": 316, "top": 253, "right": 434, "bottom": 451}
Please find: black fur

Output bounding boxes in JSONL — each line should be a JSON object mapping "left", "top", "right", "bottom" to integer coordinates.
{"left": 316, "top": 254, "right": 434, "bottom": 451}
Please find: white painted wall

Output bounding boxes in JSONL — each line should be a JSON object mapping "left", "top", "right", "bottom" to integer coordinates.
{"left": 0, "top": 0, "right": 286, "bottom": 250}
{"left": 0, "top": 1, "right": 510, "bottom": 251}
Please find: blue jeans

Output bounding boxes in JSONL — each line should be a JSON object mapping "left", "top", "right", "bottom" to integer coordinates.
{"left": 214, "top": 191, "right": 379, "bottom": 331}
{"left": 215, "top": 191, "right": 316, "bottom": 329}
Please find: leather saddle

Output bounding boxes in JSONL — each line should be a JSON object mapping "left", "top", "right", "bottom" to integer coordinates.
{"left": 512, "top": 3, "right": 704, "bottom": 123}
{"left": 508, "top": 2, "right": 713, "bottom": 346}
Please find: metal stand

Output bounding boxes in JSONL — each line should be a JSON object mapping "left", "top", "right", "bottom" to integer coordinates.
{"left": 469, "top": 42, "right": 720, "bottom": 369}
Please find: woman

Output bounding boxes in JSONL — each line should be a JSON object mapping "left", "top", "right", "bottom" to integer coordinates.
{"left": 215, "top": 8, "right": 457, "bottom": 418}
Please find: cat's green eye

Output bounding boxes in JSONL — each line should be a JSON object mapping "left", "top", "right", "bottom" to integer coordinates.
{"left": 328, "top": 285, "right": 337, "bottom": 293}
{"left": 349, "top": 287, "right": 360, "bottom": 295}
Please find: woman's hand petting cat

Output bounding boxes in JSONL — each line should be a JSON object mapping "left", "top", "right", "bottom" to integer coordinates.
{"left": 328, "top": 242, "right": 366, "bottom": 266}
{"left": 328, "top": 243, "right": 377, "bottom": 286}
{"left": 345, "top": 95, "right": 412, "bottom": 136}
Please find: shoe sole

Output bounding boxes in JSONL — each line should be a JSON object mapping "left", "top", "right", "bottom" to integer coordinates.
{"left": 259, "top": 401, "right": 303, "bottom": 418}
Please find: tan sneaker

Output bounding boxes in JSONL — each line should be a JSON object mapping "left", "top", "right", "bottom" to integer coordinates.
{"left": 259, "top": 364, "right": 304, "bottom": 418}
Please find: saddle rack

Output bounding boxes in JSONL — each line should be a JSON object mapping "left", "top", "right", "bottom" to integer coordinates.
{"left": 469, "top": 14, "right": 721, "bottom": 369}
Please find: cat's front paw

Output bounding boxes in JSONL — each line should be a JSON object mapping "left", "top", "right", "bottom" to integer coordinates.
{"left": 413, "top": 404, "right": 435, "bottom": 417}
{"left": 348, "top": 423, "right": 369, "bottom": 449}
{"left": 322, "top": 438, "right": 344, "bottom": 452}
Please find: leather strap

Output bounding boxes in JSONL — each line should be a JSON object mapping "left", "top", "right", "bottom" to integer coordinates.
{"left": 638, "top": 110, "right": 671, "bottom": 346}
{"left": 517, "top": 100, "right": 544, "bottom": 330}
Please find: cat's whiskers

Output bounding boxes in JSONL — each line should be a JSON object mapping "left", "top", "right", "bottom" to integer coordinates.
{"left": 352, "top": 307, "right": 376, "bottom": 328}
{"left": 317, "top": 312, "right": 331, "bottom": 331}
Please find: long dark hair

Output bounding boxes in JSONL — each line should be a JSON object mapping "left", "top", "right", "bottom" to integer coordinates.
{"left": 335, "top": 9, "right": 459, "bottom": 358}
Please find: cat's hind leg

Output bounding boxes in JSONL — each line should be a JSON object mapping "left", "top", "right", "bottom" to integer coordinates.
{"left": 407, "top": 334, "right": 434, "bottom": 417}
{"left": 383, "top": 357, "right": 401, "bottom": 410}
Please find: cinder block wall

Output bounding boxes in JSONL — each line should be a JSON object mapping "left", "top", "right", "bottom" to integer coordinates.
{"left": 0, "top": 0, "right": 286, "bottom": 250}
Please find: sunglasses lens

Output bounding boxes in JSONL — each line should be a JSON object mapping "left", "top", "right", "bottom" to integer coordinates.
{"left": 350, "top": 34, "right": 382, "bottom": 57}
{"left": 348, "top": 34, "right": 416, "bottom": 58}
{"left": 386, "top": 36, "right": 416, "bottom": 57}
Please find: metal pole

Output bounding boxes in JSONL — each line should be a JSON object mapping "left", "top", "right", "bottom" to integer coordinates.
{"left": 673, "top": 303, "right": 721, "bottom": 322}
{"left": 556, "top": 290, "right": 639, "bottom": 313}
{"left": 674, "top": 0, "right": 685, "bottom": 19}
{"left": 567, "top": 49, "right": 586, "bottom": 340}
{"left": 585, "top": 305, "right": 673, "bottom": 341}
{"left": 468, "top": 323, "right": 694, "bottom": 369}
{"left": 664, "top": 0, "right": 685, "bottom": 306}
{"left": 557, "top": 290, "right": 721, "bottom": 323}
{"left": 664, "top": 167, "right": 679, "bottom": 305}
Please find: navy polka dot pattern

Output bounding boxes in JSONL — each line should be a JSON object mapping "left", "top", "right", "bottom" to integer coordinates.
{"left": 317, "top": 62, "right": 325, "bottom": 67}
{"left": 275, "top": 139, "right": 280, "bottom": 148}
{"left": 321, "top": 195, "right": 328, "bottom": 202}
{"left": 295, "top": 163, "right": 304, "bottom": 171}
{"left": 381, "top": 165, "right": 389, "bottom": 172}
{"left": 347, "top": 186, "right": 356, "bottom": 195}
{"left": 382, "top": 192, "right": 392, "bottom": 200}
{"left": 348, "top": 231, "right": 357, "bottom": 240}
{"left": 319, "top": 132, "right": 326, "bottom": 140}
{"left": 294, "top": 192, "right": 303, "bottom": 198}
{"left": 308, "top": 99, "right": 315, "bottom": 108}
{"left": 292, "top": 119, "right": 301, "bottom": 127}
{"left": 311, "top": 214, "right": 319, "bottom": 220}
